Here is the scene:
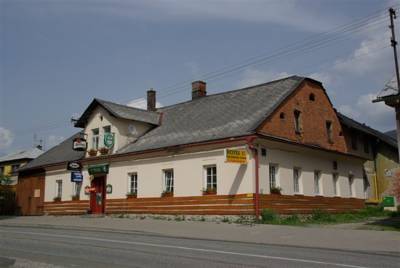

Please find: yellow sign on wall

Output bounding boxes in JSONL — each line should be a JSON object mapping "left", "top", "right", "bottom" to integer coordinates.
{"left": 225, "top": 149, "right": 247, "bottom": 164}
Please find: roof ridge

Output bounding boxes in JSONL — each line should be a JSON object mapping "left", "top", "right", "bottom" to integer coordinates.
{"left": 159, "top": 75, "right": 303, "bottom": 111}
{"left": 95, "top": 98, "right": 160, "bottom": 115}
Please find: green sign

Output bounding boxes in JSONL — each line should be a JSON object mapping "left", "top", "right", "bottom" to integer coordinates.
{"left": 88, "top": 164, "right": 109, "bottom": 175}
{"left": 104, "top": 133, "right": 114, "bottom": 148}
{"left": 382, "top": 196, "right": 395, "bottom": 207}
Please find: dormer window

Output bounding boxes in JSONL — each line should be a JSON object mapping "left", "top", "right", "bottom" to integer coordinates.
{"left": 294, "top": 110, "right": 302, "bottom": 134}
{"left": 92, "top": 128, "right": 99, "bottom": 150}
{"left": 103, "top": 125, "right": 111, "bottom": 134}
{"left": 309, "top": 93, "right": 315, "bottom": 101}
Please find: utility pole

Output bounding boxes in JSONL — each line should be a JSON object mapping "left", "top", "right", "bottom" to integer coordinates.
{"left": 389, "top": 7, "right": 400, "bottom": 160}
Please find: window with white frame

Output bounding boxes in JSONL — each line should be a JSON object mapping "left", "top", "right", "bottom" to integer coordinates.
{"left": 163, "top": 169, "right": 174, "bottom": 193}
{"left": 92, "top": 128, "right": 99, "bottom": 150}
{"left": 314, "top": 170, "right": 321, "bottom": 195}
{"left": 56, "top": 180, "right": 63, "bottom": 198}
{"left": 333, "top": 173, "right": 339, "bottom": 196}
{"left": 349, "top": 175, "right": 354, "bottom": 197}
{"left": 269, "top": 164, "right": 278, "bottom": 189}
{"left": 73, "top": 182, "right": 81, "bottom": 197}
{"left": 293, "top": 167, "right": 301, "bottom": 194}
{"left": 204, "top": 165, "right": 217, "bottom": 191}
{"left": 128, "top": 173, "right": 138, "bottom": 194}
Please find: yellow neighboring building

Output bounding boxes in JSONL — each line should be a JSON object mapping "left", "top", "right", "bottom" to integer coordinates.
{"left": 0, "top": 147, "right": 44, "bottom": 185}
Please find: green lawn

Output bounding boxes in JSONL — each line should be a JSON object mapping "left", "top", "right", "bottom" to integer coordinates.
{"left": 259, "top": 207, "right": 400, "bottom": 231}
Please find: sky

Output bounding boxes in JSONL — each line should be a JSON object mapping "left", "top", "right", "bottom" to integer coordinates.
{"left": 1, "top": 0, "right": 400, "bottom": 156}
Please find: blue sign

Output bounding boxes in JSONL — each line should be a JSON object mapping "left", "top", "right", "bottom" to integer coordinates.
{"left": 71, "top": 171, "right": 83, "bottom": 182}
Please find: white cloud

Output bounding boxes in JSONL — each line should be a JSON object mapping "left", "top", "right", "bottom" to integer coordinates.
{"left": 47, "top": 135, "right": 65, "bottom": 149}
{"left": 0, "top": 127, "right": 13, "bottom": 150}
{"left": 237, "top": 69, "right": 290, "bottom": 88}
{"left": 126, "top": 98, "right": 163, "bottom": 110}
{"left": 338, "top": 93, "right": 395, "bottom": 131}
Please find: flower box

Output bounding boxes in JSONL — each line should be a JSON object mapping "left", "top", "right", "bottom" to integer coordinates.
{"left": 71, "top": 195, "right": 80, "bottom": 201}
{"left": 202, "top": 188, "right": 217, "bottom": 195}
{"left": 126, "top": 193, "right": 137, "bottom": 199}
{"left": 88, "top": 149, "right": 98, "bottom": 157}
{"left": 161, "top": 191, "right": 173, "bottom": 198}
{"left": 99, "top": 147, "right": 109, "bottom": 155}
{"left": 53, "top": 197, "right": 61, "bottom": 202}
{"left": 270, "top": 186, "right": 282, "bottom": 195}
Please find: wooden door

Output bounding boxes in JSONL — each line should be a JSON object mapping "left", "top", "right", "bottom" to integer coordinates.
{"left": 90, "top": 176, "right": 106, "bottom": 214}
{"left": 17, "top": 175, "right": 45, "bottom": 215}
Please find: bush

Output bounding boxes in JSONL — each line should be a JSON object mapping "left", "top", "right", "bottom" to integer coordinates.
{"left": 261, "top": 209, "right": 277, "bottom": 223}
{"left": 280, "top": 214, "right": 302, "bottom": 225}
{"left": 310, "top": 209, "right": 335, "bottom": 223}
{"left": 270, "top": 186, "right": 282, "bottom": 194}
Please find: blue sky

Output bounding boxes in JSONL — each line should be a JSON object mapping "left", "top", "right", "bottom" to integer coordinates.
{"left": 0, "top": 0, "right": 399, "bottom": 156}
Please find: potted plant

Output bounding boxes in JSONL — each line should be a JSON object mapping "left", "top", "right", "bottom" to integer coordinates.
{"left": 53, "top": 196, "right": 61, "bottom": 202}
{"left": 161, "top": 190, "right": 173, "bottom": 197}
{"left": 270, "top": 186, "right": 282, "bottom": 195}
{"left": 71, "top": 194, "right": 80, "bottom": 201}
{"left": 126, "top": 192, "right": 137, "bottom": 199}
{"left": 99, "top": 147, "right": 109, "bottom": 155}
{"left": 202, "top": 187, "right": 217, "bottom": 195}
{"left": 88, "top": 149, "right": 97, "bottom": 157}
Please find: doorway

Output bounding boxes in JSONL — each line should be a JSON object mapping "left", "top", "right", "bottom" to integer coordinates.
{"left": 90, "top": 175, "right": 106, "bottom": 214}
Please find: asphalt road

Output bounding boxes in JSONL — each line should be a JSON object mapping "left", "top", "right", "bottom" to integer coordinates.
{"left": 0, "top": 225, "right": 398, "bottom": 268}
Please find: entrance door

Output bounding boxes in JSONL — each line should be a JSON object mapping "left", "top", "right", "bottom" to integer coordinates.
{"left": 90, "top": 176, "right": 106, "bottom": 214}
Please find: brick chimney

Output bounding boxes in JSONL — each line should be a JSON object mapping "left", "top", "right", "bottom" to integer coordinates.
{"left": 192, "top": 81, "right": 207, "bottom": 100}
{"left": 147, "top": 89, "right": 156, "bottom": 111}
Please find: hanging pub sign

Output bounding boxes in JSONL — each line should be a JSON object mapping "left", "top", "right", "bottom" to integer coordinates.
{"left": 88, "top": 164, "right": 109, "bottom": 175}
{"left": 71, "top": 171, "right": 83, "bottom": 183}
{"left": 103, "top": 133, "right": 115, "bottom": 148}
{"left": 67, "top": 161, "right": 82, "bottom": 171}
{"left": 72, "top": 137, "right": 87, "bottom": 151}
{"left": 225, "top": 149, "right": 247, "bottom": 164}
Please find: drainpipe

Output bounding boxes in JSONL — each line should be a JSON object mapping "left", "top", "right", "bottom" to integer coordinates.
{"left": 247, "top": 136, "right": 260, "bottom": 220}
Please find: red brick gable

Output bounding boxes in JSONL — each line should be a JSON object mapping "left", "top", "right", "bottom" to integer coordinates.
{"left": 257, "top": 80, "right": 347, "bottom": 153}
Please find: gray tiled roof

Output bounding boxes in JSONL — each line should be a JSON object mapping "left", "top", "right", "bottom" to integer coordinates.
{"left": 19, "top": 133, "right": 85, "bottom": 172}
{"left": 337, "top": 113, "right": 398, "bottom": 149}
{"left": 0, "top": 147, "right": 44, "bottom": 164}
{"left": 75, "top": 98, "right": 161, "bottom": 127}
{"left": 118, "top": 76, "right": 305, "bottom": 153}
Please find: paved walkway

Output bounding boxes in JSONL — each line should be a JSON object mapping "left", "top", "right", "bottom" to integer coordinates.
{"left": 1, "top": 215, "right": 399, "bottom": 254}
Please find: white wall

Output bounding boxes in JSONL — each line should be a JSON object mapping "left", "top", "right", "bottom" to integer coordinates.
{"left": 44, "top": 141, "right": 365, "bottom": 201}
{"left": 258, "top": 140, "right": 365, "bottom": 198}
{"left": 84, "top": 106, "right": 153, "bottom": 154}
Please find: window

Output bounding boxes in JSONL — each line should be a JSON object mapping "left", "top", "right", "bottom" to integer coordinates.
{"left": 333, "top": 161, "right": 338, "bottom": 170}
{"left": 279, "top": 112, "right": 285, "bottom": 119}
{"left": 11, "top": 164, "right": 20, "bottom": 174}
{"left": 163, "top": 169, "right": 174, "bottom": 193}
{"left": 349, "top": 175, "right": 354, "bottom": 197}
{"left": 103, "top": 125, "right": 111, "bottom": 133}
{"left": 309, "top": 93, "right": 315, "bottom": 101}
{"left": 363, "top": 137, "right": 370, "bottom": 154}
{"left": 128, "top": 173, "right": 138, "bottom": 194}
{"left": 326, "top": 121, "right": 333, "bottom": 143}
{"left": 56, "top": 180, "right": 63, "bottom": 198}
{"left": 261, "top": 148, "right": 267, "bottom": 157}
{"left": 73, "top": 182, "right": 82, "bottom": 197}
{"left": 314, "top": 171, "right": 321, "bottom": 195}
{"left": 293, "top": 167, "right": 301, "bottom": 194}
{"left": 351, "top": 133, "right": 358, "bottom": 150}
{"left": 0, "top": 166, "right": 4, "bottom": 175}
{"left": 294, "top": 110, "right": 302, "bottom": 134}
{"left": 269, "top": 164, "right": 278, "bottom": 189}
{"left": 92, "top": 128, "right": 99, "bottom": 150}
{"left": 333, "top": 173, "right": 339, "bottom": 196}
{"left": 204, "top": 165, "right": 217, "bottom": 191}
